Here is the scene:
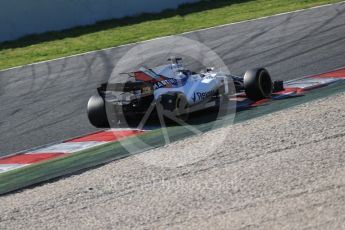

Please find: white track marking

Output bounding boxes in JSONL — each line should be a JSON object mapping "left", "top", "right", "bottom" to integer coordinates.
{"left": 0, "top": 164, "right": 29, "bottom": 173}
{"left": 29, "top": 142, "right": 106, "bottom": 154}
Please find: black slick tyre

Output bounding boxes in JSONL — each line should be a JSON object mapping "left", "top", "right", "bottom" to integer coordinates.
{"left": 244, "top": 68, "right": 273, "bottom": 101}
{"left": 87, "top": 95, "right": 110, "bottom": 128}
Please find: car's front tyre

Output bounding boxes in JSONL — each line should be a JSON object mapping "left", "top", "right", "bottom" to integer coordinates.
{"left": 244, "top": 68, "right": 273, "bottom": 101}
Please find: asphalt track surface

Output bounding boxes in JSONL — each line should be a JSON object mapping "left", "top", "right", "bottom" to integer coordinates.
{"left": 0, "top": 90, "right": 345, "bottom": 229}
{"left": 1, "top": 2, "right": 345, "bottom": 156}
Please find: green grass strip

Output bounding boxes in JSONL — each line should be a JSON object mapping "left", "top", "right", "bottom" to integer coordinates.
{"left": 0, "top": 0, "right": 342, "bottom": 70}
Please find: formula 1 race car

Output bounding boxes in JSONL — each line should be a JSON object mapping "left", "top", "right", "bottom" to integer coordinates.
{"left": 87, "top": 58, "right": 283, "bottom": 128}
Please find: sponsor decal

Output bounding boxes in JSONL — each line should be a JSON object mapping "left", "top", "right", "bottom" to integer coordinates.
{"left": 153, "top": 78, "right": 179, "bottom": 90}
{"left": 192, "top": 90, "right": 216, "bottom": 102}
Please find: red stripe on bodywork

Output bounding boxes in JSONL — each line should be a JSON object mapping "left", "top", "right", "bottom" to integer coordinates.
{"left": 0, "top": 153, "right": 65, "bottom": 164}
{"left": 66, "top": 130, "right": 145, "bottom": 142}
{"left": 134, "top": 71, "right": 168, "bottom": 83}
{"left": 313, "top": 68, "right": 345, "bottom": 79}
{"left": 134, "top": 71, "right": 153, "bottom": 81}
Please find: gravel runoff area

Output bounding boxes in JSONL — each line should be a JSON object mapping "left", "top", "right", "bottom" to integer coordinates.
{"left": 1, "top": 92, "right": 345, "bottom": 229}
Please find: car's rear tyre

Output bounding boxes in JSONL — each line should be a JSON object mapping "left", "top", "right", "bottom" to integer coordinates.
{"left": 87, "top": 95, "right": 110, "bottom": 128}
{"left": 244, "top": 68, "right": 273, "bottom": 101}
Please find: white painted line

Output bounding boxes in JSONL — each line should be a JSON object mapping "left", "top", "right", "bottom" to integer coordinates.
{"left": 1, "top": 1, "right": 344, "bottom": 73}
{"left": 108, "top": 128, "right": 141, "bottom": 131}
{"left": 284, "top": 77, "right": 341, "bottom": 88}
{"left": 0, "top": 127, "right": 138, "bottom": 160}
{"left": 108, "top": 128, "right": 150, "bottom": 132}
{"left": 285, "top": 66, "right": 345, "bottom": 83}
{"left": 0, "top": 164, "right": 29, "bottom": 173}
{"left": 29, "top": 141, "right": 107, "bottom": 154}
